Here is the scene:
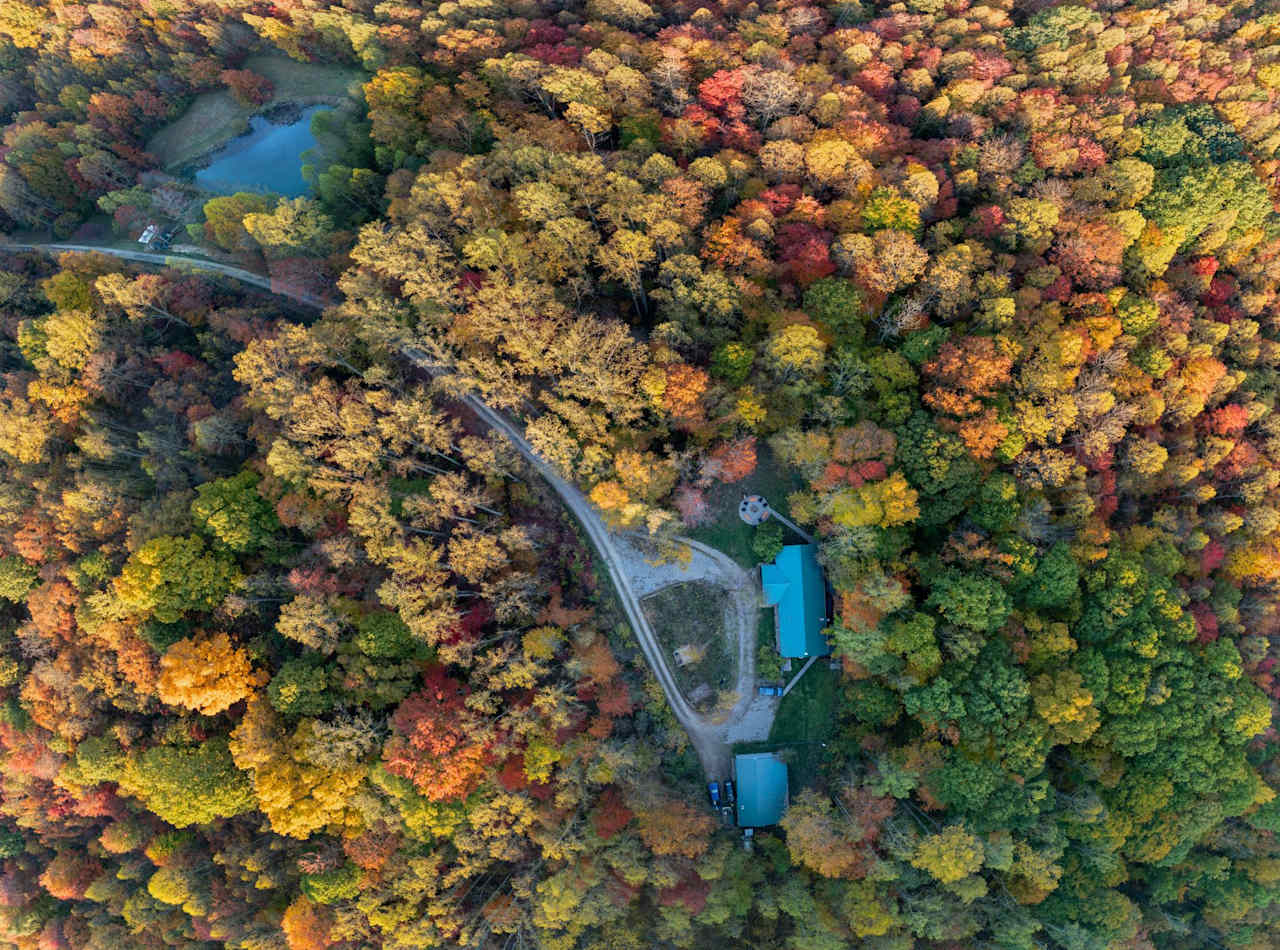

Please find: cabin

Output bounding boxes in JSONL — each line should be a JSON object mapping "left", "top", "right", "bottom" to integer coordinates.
{"left": 760, "top": 543, "right": 830, "bottom": 659}
{"left": 734, "top": 752, "right": 789, "bottom": 827}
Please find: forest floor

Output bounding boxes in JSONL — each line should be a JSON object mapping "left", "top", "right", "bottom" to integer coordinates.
{"left": 147, "top": 55, "right": 366, "bottom": 170}
{"left": 687, "top": 445, "right": 808, "bottom": 568}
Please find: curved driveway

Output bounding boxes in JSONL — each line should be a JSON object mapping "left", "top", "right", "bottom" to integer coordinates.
{"left": 431, "top": 374, "right": 740, "bottom": 777}
{"left": 2, "top": 242, "right": 330, "bottom": 309}
{"left": 2, "top": 240, "right": 772, "bottom": 779}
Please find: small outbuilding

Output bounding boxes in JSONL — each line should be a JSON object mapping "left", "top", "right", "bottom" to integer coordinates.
{"left": 734, "top": 752, "right": 789, "bottom": 827}
{"left": 761, "top": 543, "right": 830, "bottom": 659}
{"left": 673, "top": 643, "right": 706, "bottom": 667}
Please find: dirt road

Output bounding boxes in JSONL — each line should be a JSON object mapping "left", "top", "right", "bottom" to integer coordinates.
{"left": 3, "top": 241, "right": 775, "bottom": 780}
{"left": 2, "top": 242, "right": 330, "bottom": 308}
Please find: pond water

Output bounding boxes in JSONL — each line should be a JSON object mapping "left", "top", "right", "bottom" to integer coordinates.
{"left": 194, "top": 106, "right": 328, "bottom": 198}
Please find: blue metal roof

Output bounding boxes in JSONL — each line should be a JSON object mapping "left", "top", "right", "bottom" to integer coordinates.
{"left": 734, "top": 753, "right": 789, "bottom": 827}
{"left": 761, "top": 543, "right": 829, "bottom": 658}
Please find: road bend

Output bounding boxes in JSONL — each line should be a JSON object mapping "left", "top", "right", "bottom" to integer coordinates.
{"left": 3, "top": 240, "right": 752, "bottom": 779}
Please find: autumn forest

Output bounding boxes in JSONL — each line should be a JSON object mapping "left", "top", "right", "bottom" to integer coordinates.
{"left": 0, "top": 0, "right": 1279, "bottom": 947}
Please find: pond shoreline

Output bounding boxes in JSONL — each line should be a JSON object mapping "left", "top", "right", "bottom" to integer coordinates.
{"left": 145, "top": 54, "right": 366, "bottom": 170}
{"left": 189, "top": 102, "right": 333, "bottom": 199}
{"left": 170, "top": 95, "right": 347, "bottom": 182}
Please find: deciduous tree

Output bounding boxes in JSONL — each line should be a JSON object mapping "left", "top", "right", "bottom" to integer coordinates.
{"left": 157, "top": 633, "right": 265, "bottom": 716}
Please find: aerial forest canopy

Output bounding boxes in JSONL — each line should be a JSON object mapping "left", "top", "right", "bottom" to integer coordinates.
{"left": 1, "top": 0, "right": 1280, "bottom": 948}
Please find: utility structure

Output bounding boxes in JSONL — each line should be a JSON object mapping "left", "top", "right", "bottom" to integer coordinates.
{"left": 734, "top": 751, "right": 789, "bottom": 836}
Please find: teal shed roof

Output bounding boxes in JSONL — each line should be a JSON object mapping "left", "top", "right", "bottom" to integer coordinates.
{"left": 734, "top": 753, "right": 789, "bottom": 827}
{"left": 761, "top": 543, "right": 830, "bottom": 658}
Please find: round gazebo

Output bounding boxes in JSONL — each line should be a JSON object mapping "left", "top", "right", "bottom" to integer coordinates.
{"left": 739, "top": 494, "right": 770, "bottom": 525}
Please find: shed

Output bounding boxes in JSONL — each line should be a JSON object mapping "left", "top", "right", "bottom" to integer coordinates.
{"left": 761, "top": 543, "right": 830, "bottom": 659}
{"left": 734, "top": 753, "right": 789, "bottom": 827}
{"left": 673, "top": 643, "right": 705, "bottom": 667}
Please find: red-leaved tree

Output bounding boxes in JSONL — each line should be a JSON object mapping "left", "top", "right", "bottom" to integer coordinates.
{"left": 383, "top": 667, "right": 494, "bottom": 802}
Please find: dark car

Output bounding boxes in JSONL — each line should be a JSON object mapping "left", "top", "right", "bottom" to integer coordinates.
{"left": 723, "top": 780, "right": 736, "bottom": 805}
{"left": 707, "top": 781, "right": 722, "bottom": 807}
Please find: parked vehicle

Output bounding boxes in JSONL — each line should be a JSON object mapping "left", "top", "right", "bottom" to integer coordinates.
{"left": 707, "top": 781, "right": 721, "bottom": 807}
{"left": 757, "top": 684, "right": 783, "bottom": 696}
{"left": 723, "top": 780, "right": 736, "bottom": 805}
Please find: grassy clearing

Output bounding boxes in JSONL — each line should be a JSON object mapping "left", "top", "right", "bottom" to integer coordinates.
{"left": 147, "top": 56, "right": 366, "bottom": 170}
{"left": 641, "top": 581, "right": 734, "bottom": 711}
{"left": 769, "top": 661, "right": 837, "bottom": 748}
{"left": 770, "top": 660, "right": 838, "bottom": 790}
{"left": 247, "top": 55, "right": 366, "bottom": 99}
{"left": 148, "top": 94, "right": 248, "bottom": 170}
{"left": 733, "top": 660, "right": 837, "bottom": 793}
{"left": 687, "top": 443, "right": 807, "bottom": 568}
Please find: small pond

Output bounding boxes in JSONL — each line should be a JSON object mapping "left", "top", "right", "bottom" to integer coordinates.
{"left": 194, "top": 105, "right": 329, "bottom": 198}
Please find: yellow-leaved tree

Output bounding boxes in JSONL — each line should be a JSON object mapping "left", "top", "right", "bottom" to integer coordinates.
{"left": 157, "top": 633, "right": 266, "bottom": 716}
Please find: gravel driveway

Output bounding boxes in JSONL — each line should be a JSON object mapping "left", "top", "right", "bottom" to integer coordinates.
{"left": 9, "top": 241, "right": 780, "bottom": 782}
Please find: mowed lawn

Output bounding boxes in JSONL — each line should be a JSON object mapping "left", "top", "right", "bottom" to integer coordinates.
{"left": 686, "top": 443, "right": 808, "bottom": 568}
{"left": 733, "top": 660, "right": 838, "bottom": 793}
{"left": 769, "top": 661, "right": 837, "bottom": 749}
{"left": 147, "top": 56, "right": 367, "bottom": 170}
